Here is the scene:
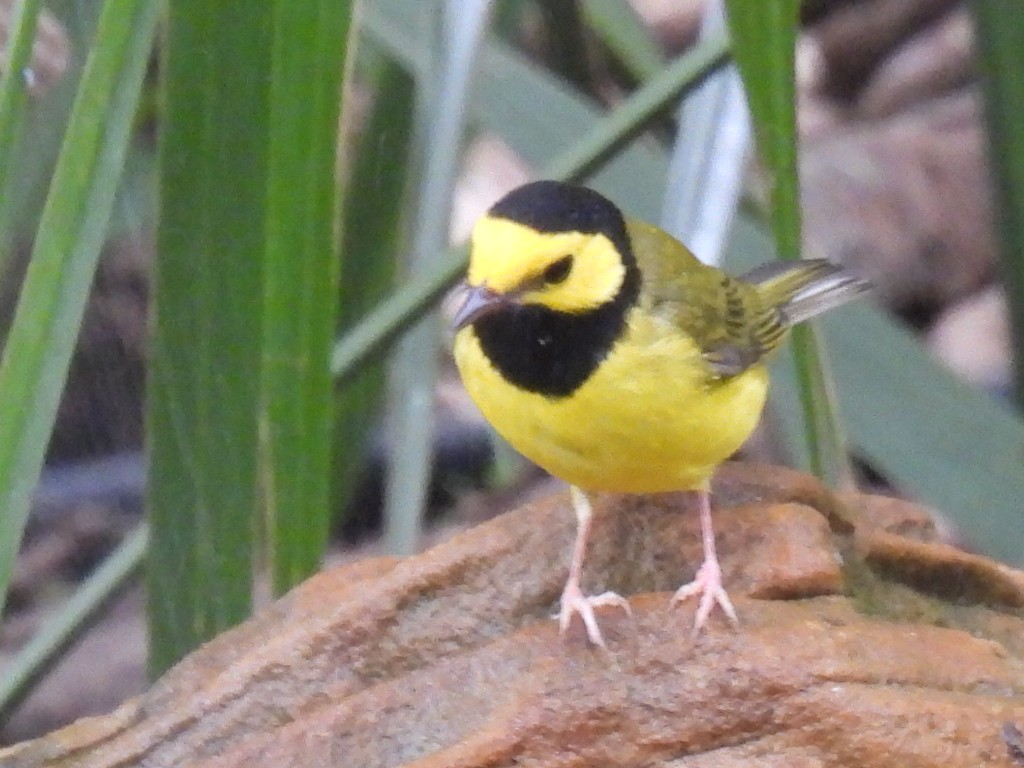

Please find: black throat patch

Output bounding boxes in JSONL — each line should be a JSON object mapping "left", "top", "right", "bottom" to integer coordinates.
{"left": 472, "top": 182, "right": 641, "bottom": 398}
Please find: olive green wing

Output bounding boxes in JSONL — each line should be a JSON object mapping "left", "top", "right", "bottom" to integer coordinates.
{"left": 626, "top": 219, "right": 869, "bottom": 379}
{"left": 627, "top": 220, "right": 782, "bottom": 378}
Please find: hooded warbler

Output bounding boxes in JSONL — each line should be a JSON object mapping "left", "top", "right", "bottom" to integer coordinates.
{"left": 452, "top": 180, "right": 868, "bottom": 647}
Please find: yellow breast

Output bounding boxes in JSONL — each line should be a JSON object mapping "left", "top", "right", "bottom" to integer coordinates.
{"left": 453, "top": 308, "right": 769, "bottom": 493}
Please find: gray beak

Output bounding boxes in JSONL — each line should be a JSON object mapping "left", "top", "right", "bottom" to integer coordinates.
{"left": 452, "top": 283, "right": 509, "bottom": 330}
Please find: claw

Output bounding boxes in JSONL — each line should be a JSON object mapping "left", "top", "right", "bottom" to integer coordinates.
{"left": 671, "top": 488, "right": 739, "bottom": 636}
{"left": 672, "top": 557, "right": 737, "bottom": 636}
{"left": 555, "top": 486, "right": 633, "bottom": 647}
{"left": 559, "top": 581, "right": 632, "bottom": 648}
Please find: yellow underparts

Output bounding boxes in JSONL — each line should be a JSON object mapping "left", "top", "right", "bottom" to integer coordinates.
{"left": 454, "top": 308, "right": 769, "bottom": 493}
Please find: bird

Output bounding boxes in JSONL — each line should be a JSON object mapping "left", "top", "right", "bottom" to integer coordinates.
{"left": 451, "top": 180, "right": 869, "bottom": 647}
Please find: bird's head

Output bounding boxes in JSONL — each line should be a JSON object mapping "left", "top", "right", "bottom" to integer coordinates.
{"left": 453, "top": 181, "right": 636, "bottom": 330}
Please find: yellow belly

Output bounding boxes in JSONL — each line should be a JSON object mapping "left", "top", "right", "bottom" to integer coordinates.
{"left": 453, "top": 310, "right": 769, "bottom": 493}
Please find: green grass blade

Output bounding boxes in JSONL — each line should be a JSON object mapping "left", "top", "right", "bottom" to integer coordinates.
{"left": 330, "top": 247, "right": 466, "bottom": 384}
{"left": 0, "top": 0, "right": 159, "bottom": 619}
{"left": 382, "top": 0, "right": 491, "bottom": 555}
{"left": 725, "top": 1, "right": 850, "bottom": 484}
{"left": 0, "top": 8, "right": 99, "bottom": 299}
{"left": 543, "top": 34, "right": 728, "bottom": 181}
{"left": 148, "top": 3, "right": 272, "bottom": 675}
{"left": 974, "top": 1, "right": 1024, "bottom": 409}
{"left": 332, "top": 47, "right": 416, "bottom": 529}
{"left": 661, "top": 2, "right": 749, "bottom": 264}
{"left": 0, "top": 0, "right": 44, "bottom": 264}
{"left": 0, "top": 524, "right": 147, "bottom": 721}
{"left": 583, "top": 0, "right": 665, "bottom": 81}
{"left": 262, "top": 1, "right": 352, "bottom": 595}
{"left": 725, "top": 1, "right": 801, "bottom": 259}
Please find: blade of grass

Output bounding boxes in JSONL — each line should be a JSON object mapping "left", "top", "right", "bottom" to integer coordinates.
{"left": 382, "top": 0, "right": 491, "bottom": 556}
{"left": 0, "top": 0, "right": 44, "bottom": 265}
{"left": 583, "top": 0, "right": 664, "bottom": 81}
{"left": 661, "top": 0, "right": 750, "bottom": 265}
{"left": 725, "top": 1, "right": 851, "bottom": 485}
{"left": 542, "top": 33, "right": 728, "bottom": 182}
{"left": 725, "top": 2, "right": 801, "bottom": 259}
{"left": 365, "top": 0, "right": 677, "bottom": 199}
{"left": 0, "top": 524, "right": 147, "bottom": 721}
{"left": 148, "top": 2, "right": 272, "bottom": 675}
{"left": 973, "top": 1, "right": 1024, "bottom": 409}
{"left": 0, "top": 0, "right": 159, "bottom": 619}
{"left": 262, "top": 0, "right": 352, "bottom": 595}
{"left": 0, "top": 7, "right": 101, "bottom": 306}
{"left": 330, "top": 246, "right": 466, "bottom": 384}
{"left": 331, "top": 47, "right": 416, "bottom": 532}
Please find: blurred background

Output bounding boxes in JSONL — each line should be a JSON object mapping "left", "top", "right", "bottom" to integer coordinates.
{"left": 1, "top": 0, "right": 1022, "bottom": 745}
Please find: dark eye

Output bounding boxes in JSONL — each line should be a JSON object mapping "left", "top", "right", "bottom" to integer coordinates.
{"left": 542, "top": 255, "right": 573, "bottom": 285}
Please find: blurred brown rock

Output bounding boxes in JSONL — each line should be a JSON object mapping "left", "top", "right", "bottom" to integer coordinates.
{"left": 928, "top": 285, "right": 1010, "bottom": 392}
{"left": 801, "top": 90, "right": 994, "bottom": 311}
{"left": 0, "top": 234, "right": 151, "bottom": 463}
{"left": 0, "top": 592, "right": 146, "bottom": 745}
{"left": 48, "top": 234, "right": 151, "bottom": 461}
{"left": 3, "top": 463, "right": 1023, "bottom": 768}
{"left": 806, "top": 0, "right": 963, "bottom": 100}
{"left": 857, "top": 7, "right": 975, "bottom": 119}
{"left": 451, "top": 136, "right": 530, "bottom": 245}
{"left": 628, "top": 0, "right": 705, "bottom": 51}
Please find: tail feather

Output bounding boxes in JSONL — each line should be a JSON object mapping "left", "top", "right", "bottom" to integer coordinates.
{"left": 743, "top": 259, "right": 870, "bottom": 327}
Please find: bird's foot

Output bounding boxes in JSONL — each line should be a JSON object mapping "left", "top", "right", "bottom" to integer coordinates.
{"left": 671, "top": 557, "right": 738, "bottom": 636}
{"left": 558, "top": 581, "right": 632, "bottom": 648}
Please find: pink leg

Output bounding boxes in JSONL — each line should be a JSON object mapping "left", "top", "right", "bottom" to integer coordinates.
{"left": 558, "top": 486, "right": 632, "bottom": 647}
{"left": 671, "top": 488, "right": 738, "bottom": 634}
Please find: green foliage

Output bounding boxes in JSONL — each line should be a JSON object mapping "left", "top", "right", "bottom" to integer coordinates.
{"left": 724, "top": 1, "right": 850, "bottom": 483}
{"left": 149, "top": 0, "right": 353, "bottom": 674}
{"left": 331, "top": 49, "right": 415, "bottom": 539}
{"left": 149, "top": 0, "right": 269, "bottom": 675}
{"left": 0, "top": 0, "right": 159, "bottom": 619}
{"left": 583, "top": 0, "right": 665, "bottom": 80}
{"left": 3, "top": 0, "right": 1024, "bottom": 727}
{"left": 974, "top": 1, "right": 1024, "bottom": 409}
{"left": 724, "top": 1, "right": 801, "bottom": 259}
{"left": 0, "top": 525, "right": 146, "bottom": 720}
{"left": 263, "top": 2, "right": 352, "bottom": 595}
{"left": 0, "top": 0, "right": 45, "bottom": 263}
